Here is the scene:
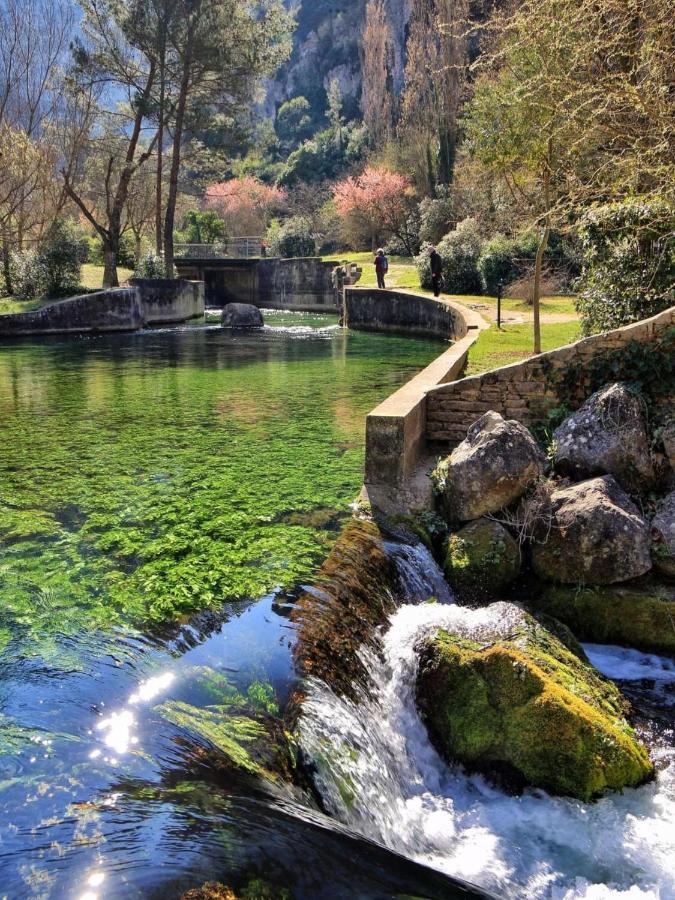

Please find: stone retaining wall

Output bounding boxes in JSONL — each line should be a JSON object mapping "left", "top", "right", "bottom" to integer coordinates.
{"left": 427, "top": 306, "right": 675, "bottom": 448}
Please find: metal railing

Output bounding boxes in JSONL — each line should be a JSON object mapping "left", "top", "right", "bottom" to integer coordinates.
{"left": 174, "top": 237, "right": 264, "bottom": 260}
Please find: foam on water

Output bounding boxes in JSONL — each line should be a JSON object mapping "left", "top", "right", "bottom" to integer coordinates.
{"left": 298, "top": 600, "right": 675, "bottom": 899}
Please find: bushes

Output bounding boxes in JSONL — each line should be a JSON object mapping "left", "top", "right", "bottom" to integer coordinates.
{"left": 574, "top": 200, "right": 675, "bottom": 335}
{"left": 415, "top": 218, "right": 483, "bottom": 294}
{"left": 418, "top": 187, "right": 454, "bottom": 245}
{"left": 10, "top": 220, "right": 83, "bottom": 300}
{"left": 267, "top": 217, "right": 315, "bottom": 258}
{"left": 135, "top": 251, "right": 166, "bottom": 278}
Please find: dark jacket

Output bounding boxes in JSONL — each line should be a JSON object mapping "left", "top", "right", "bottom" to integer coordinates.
{"left": 430, "top": 250, "right": 443, "bottom": 278}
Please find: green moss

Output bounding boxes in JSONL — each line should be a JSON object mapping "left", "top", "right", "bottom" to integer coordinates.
{"left": 293, "top": 519, "right": 398, "bottom": 700}
{"left": 156, "top": 699, "right": 291, "bottom": 783}
{"left": 0, "top": 324, "right": 442, "bottom": 653}
{"left": 417, "top": 609, "right": 653, "bottom": 800}
{"left": 534, "top": 583, "right": 675, "bottom": 654}
{"left": 444, "top": 519, "right": 520, "bottom": 601}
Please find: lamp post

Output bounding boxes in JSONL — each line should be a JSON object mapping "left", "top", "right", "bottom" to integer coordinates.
{"left": 497, "top": 280, "right": 503, "bottom": 329}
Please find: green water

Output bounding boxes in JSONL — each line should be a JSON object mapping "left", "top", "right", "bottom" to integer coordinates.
{"left": 0, "top": 316, "right": 442, "bottom": 652}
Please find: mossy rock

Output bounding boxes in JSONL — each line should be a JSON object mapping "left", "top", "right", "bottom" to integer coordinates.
{"left": 416, "top": 603, "right": 653, "bottom": 801}
{"left": 292, "top": 519, "right": 397, "bottom": 700}
{"left": 533, "top": 582, "right": 675, "bottom": 654}
{"left": 444, "top": 518, "right": 520, "bottom": 601}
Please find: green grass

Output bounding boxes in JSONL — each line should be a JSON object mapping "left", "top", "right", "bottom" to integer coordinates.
{"left": 464, "top": 321, "right": 581, "bottom": 376}
{"left": 81, "top": 263, "right": 134, "bottom": 289}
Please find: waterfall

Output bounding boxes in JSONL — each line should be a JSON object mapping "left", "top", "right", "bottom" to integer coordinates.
{"left": 297, "top": 549, "right": 675, "bottom": 899}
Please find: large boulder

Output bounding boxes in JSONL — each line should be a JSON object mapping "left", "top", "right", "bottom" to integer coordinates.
{"left": 416, "top": 603, "right": 653, "bottom": 801}
{"left": 444, "top": 518, "right": 520, "bottom": 601}
{"left": 433, "top": 411, "right": 544, "bottom": 522}
{"left": 553, "top": 383, "right": 654, "bottom": 493}
{"left": 534, "top": 582, "right": 675, "bottom": 654}
{"left": 651, "top": 491, "right": 675, "bottom": 577}
{"left": 532, "top": 476, "right": 652, "bottom": 585}
{"left": 221, "top": 303, "right": 264, "bottom": 328}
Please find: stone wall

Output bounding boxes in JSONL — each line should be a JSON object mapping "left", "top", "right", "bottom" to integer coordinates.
{"left": 0, "top": 288, "right": 143, "bottom": 336}
{"left": 132, "top": 277, "right": 204, "bottom": 324}
{"left": 427, "top": 306, "right": 675, "bottom": 448}
{"left": 345, "top": 287, "right": 468, "bottom": 340}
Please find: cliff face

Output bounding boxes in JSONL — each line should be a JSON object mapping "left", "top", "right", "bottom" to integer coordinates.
{"left": 270, "top": 0, "right": 411, "bottom": 122}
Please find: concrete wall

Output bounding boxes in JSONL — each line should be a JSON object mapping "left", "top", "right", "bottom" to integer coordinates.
{"left": 0, "top": 279, "right": 205, "bottom": 337}
{"left": 352, "top": 289, "right": 489, "bottom": 513}
{"left": 0, "top": 288, "right": 143, "bottom": 336}
{"left": 174, "top": 257, "right": 340, "bottom": 312}
{"left": 256, "top": 258, "right": 338, "bottom": 311}
{"left": 132, "top": 277, "right": 204, "bottom": 324}
{"left": 426, "top": 306, "right": 675, "bottom": 448}
{"left": 345, "top": 287, "right": 469, "bottom": 339}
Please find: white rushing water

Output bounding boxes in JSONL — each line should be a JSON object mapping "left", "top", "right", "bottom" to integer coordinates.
{"left": 298, "top": 582, "right": 675, "bottom": 899}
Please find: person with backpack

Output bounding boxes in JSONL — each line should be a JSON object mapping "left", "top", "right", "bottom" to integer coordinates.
{"left": 429, "top": 245, "right": 443, "bottom": 297}
{"left": 374, "top": 248, "right": 388, "bottom": 289}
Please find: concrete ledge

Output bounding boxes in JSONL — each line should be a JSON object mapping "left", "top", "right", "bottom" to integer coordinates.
{"left": 132, "top": 278, "right": 205, "bottom": 324}
{"left": 0, "top": 288, "right": 143, "bottom": 336}
{"left": 345, "top": 286, "right": 486, "bottom": 339}
{"left": 350, "top": 288, "right": 488, "bottom": 514}
{"left": 0, "top": 279, "right": 205, "bottom": 337}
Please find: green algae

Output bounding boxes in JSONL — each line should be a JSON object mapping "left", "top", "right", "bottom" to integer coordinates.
{"left": 534, "top": 582, "right": 675, "bottom": 654}
{"left": 444, "top": 518, "right": 521, "bottom": 601}
{"left": 0, "top": 325, "right": 441, "bottom": 649}
{"left": 417, "top": 608, "right": 654, "bottom": 800}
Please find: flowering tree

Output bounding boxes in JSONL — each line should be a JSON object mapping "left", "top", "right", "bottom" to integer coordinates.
{"left": 205, "top": 177, "right": 287, "bottom": 236}
{"left": 332, "top": 166, "right": 416, "bottom": 253}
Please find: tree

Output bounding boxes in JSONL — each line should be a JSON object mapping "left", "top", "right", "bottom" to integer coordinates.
{"left": 161, "top": 0, "right": 293, "bottom": 275}
{"left": 276, "top": 96, "right": 314, "bottom": 152}
{"left": 360, "top": 0, "right": 394, "bottom": 147}
{"left": 61, "top": 0, "right": 161, "bottom": 287}
{"left": 333, "top": 165, "right": 417, "bottom": 253}
{"left": 399, "top": 0, "right": 469, "bottom": 190}
{"left": 0, "top": 0, "right": 73, "bottom": 289}
{"left": 464, "top": 0, "right": 674, "bottom": 353}
{"left": 179, "top": 209, "right": 226, "bottom": 245}
{"left": 205, "top": 177, "right": 287, "bottom": 236}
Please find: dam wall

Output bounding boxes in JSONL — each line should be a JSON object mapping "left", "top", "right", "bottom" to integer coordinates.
{"left": 174, "top": 256, "right": 340, "bottom": 312}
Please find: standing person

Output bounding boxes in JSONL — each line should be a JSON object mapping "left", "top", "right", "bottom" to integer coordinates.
{"left": 429, "top": 245, "right": 443, "bottom": 297}
{"left": 375, "top": 248, "right": 388, "bottom": 289}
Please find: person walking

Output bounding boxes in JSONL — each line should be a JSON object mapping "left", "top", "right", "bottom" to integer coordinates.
{"left": 375, "top": 248, "right": 388, "bottom": 289}
{"left": 429, "top": 245, "right": 443, "bottom": 297}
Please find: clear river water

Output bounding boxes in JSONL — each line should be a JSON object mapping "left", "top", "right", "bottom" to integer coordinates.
{"left": 0, "top": 312, "right": 673, "bottom": 899}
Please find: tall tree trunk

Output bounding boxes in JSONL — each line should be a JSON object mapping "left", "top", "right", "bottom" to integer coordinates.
{"left": 2, "top": 230, "right": 13, "bottom": 295}
{"left": 103, "top": 244, "right": 119, "bottom": 288}
{"left": 532, "top": 155, "right": 553, "bottom": 355}
{"left": 532, "top": 223, "right": 550, "bottom": 355}
{"left": 134, "top": 231, "right": 142, "bottom": 266}
{"left": 155, "top": 33, "right": 166, "bottom": 255}
{"left": 164, "top": 15, "right": 196, "bottom": 278}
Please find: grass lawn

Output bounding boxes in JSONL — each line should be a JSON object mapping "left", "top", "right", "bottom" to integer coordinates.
{"left": 81, "top": 263, "right": 134, "bottom": 289}
{"left": 464, "top": 320, "right": 581, "bottom": 376}
{"left": 1, "top": 264, "right": 134, "bottom": 315}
